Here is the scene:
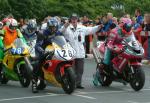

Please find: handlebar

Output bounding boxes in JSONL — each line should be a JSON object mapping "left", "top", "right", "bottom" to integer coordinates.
{"left": 4, "top": 47, "right": 12, "bottom": 52}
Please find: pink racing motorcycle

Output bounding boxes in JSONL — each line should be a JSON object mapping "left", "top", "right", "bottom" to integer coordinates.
{"left": 92, "top": 38, "right": 145, "bottom": 91}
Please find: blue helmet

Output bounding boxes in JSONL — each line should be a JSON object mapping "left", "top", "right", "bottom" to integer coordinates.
{"left": 47, "top": 17, "right": 59, "bottom": 31}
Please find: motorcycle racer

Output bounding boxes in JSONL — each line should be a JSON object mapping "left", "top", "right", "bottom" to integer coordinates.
{"left": 93, "top": 17, "right": 137, "bottom": 85}
{"left": 32, "top": 17, "right": 62, "bottom": 93}
{"left": 0, "top": 18, "right": 26, "bottom": 81}
{"left": 21, "top": 19, "right": 38, "bottom": 58}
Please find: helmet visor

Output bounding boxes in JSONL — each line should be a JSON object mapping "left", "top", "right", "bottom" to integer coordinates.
{"left": 48, "top": 26, "right": 57, "bottom": 33}
{"left": 9, "top": 25, "right": 18, "bottom": 30}
{"left": 123, "top": 23, "right": 132, "bottom": 32}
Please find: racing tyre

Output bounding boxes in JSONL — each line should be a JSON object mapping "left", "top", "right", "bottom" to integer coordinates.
{"left": 18, "top": 64, "right": 31, "bottom": 87}
{"left": 98, "top": 65, "right": 112, "bottom": 86}
{"left": 61, "top": 67, "right": 75, "bottom": 94}
{"left": 130, "top": 66, "right": 145, "bottom": 91}
{"left": 0, "top": 73, "right": 9, "bottom": 84}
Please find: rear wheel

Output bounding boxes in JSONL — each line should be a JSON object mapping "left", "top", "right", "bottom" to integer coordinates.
{"left": 61, "top": 67, "right": 75, "bottom": 94}
{"left": 100, "top": 73, "right": 112, "bottom": 86}
{"left": 18, "top": 64, "right": 31, "bottom": 87}
{"left": 0, "top": 65, "right": 9, "bottom": 84}
{"left": 0, "top": 73, "right": 9, "bottom": 84}
{"left": 130, "top": 66, "right": 145, "bottom": 91}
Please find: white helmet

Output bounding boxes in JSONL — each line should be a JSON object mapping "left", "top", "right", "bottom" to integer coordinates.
{"left": 9, "top": 18, "right": 18, "bottom": 26}
{"left": 8, "top": 18, "right": 18, "bottom": 32}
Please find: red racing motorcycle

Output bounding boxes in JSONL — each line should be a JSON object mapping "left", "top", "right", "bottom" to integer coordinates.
{"left": 92, "top": 36, "right": 145, "bottom": 91}
{"left": 36, "top": 36, "right": 76, "bottom": 94}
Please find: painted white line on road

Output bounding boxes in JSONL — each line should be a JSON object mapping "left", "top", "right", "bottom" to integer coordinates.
{"left": 74, "top": 94, "right": 96, "bottom": 100}
{"left": 81, "top": 88, "right": 150, "bottom": 94}
{"left": 1, "top": 88, "right": 150, "bottom": 102}
{"left": 75, "top": 90, "right": 126, "bottom": 94}
{"left": 74, "top": 88, "right": 150, "bottom": 95}
{"left": 128, "top": 101, "right": 150, "bottom": 103}
{"left": 0, "top": 93, "right": 58, "bottom": 102}
{"left": 123, "top": 88, "right": 150, "bottom": 91}
{"left": 47, "top": 93, "right": 65, "bottom": 96}
{"left": 75, "top": 91, "right": 87, "bottom": 94}
{"left": 128, "top": 101, "right": 139, "bottom": 103}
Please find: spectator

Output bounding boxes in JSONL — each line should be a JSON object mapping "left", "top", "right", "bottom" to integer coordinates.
{"left": 60, "top": 17, "right": 69, "bottom": 27}
{"left": 95, "top": 16, "right": 101, "bottom": 25}
{"left": 142, "top": 13, "right": 150, "bottom": 64}
{"left": 110, "top": 17, "right": 118, "bottom": 30}
{"left": 18, "top": 18, "right": 26, "bottom": 32}
{"left": 143, "top": 13, "right": 150, "bottom": 31}
{"left": 112, "top": 17, "right": 118, "bottom": 25}
{"left": 131, "top": 17, "right": 142, "bottom": 42}
{"left": 124, "top": 14, "right": 131, "bottom": 18}
{"left": 135, "top": 8, "right": 143, "bottom": 24}
{"left": 103, "top": 13, "right": 113, "bottom": 32}
{"left": 60, "top": 13, "right": 102, "bottom": 89}
{"left": 82, "top": 15, "right": 92, "bottom": 55}
{"left": 96, "top": 15, "right": 108, "bottom": 41}
{"left": 98, "top": 13, "right": 113, "bottom": 39}
{"left": 41, "top": 16, "right": 51, "bottom": 30}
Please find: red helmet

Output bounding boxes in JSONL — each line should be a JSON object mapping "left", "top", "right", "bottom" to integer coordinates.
{"left": 119, "top": 18, "right": 132, "bottom": 35}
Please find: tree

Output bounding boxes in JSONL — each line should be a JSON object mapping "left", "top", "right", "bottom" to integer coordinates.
{"left": 0, "top": 0, "right": 149, "bottom": 21}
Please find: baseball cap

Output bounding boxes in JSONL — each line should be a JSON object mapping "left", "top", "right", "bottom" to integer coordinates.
{"left": 70, "top": 13, "right": 78, "bottom": 19}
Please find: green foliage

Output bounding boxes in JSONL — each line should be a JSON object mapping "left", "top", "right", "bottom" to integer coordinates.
{"left": 0, "top": 0, "right": 149, "bottom": 21}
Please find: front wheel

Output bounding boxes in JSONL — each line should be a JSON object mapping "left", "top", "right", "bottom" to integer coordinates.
{"left": 18, "top": 64, "right": 31, "bottom": 87}
{"left": 129, "top": 66, "right": 145, "bottom": 91}
{"left": 61, "top": 67, "right": 75, "bottom": 94}
{"left": 98, "top": 65, "right": 112, "bottom": 86}
{"left": 37, "top": 78, "right": 46, "bottom": 90}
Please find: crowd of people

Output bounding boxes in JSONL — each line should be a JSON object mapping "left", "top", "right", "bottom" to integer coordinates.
{"left": 0, "top": 8, "right": 149, "bottom": 93}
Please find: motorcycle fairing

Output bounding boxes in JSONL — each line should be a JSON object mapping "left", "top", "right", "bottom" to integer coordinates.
{"left": 42, "top": 67, "right": 62, "bottom": 87}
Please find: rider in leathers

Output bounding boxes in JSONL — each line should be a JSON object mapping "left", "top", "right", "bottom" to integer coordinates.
{"left": 21, "top": 19, "right": 38, "bottom": 58}
{"left": 32, "top": 17, "right": 62, "bottom": 93}
{"left": 93, "top": 18, "right": 137, "bottom": 85}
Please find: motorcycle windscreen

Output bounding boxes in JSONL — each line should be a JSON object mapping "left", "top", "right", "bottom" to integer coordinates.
{"left": 52, "top": 36, "right": 76, "bottom": 60}
{"left": 51, "top": 36, "right": 67, "bottom": 48}
{"left": 11, "top": 38, "right": 29, "bottom": 55}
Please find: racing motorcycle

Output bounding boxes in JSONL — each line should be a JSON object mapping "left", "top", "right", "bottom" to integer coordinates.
{"left": 35, "top": 35, "right": 76, "bottom": 94}
{"left": 0, "top": 38, "right": 33, "bottom": 87}
{"left": 92, "top": 35, "right": 145, "bottom": 91}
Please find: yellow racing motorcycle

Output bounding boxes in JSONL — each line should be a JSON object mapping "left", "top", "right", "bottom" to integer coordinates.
{"left": 0, "top": 38, "right": 33, "bottom": 87}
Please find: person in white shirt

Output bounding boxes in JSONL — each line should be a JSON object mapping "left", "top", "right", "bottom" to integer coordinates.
{"left": 60, "top": 13, "right": 102, "bottom": 89}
